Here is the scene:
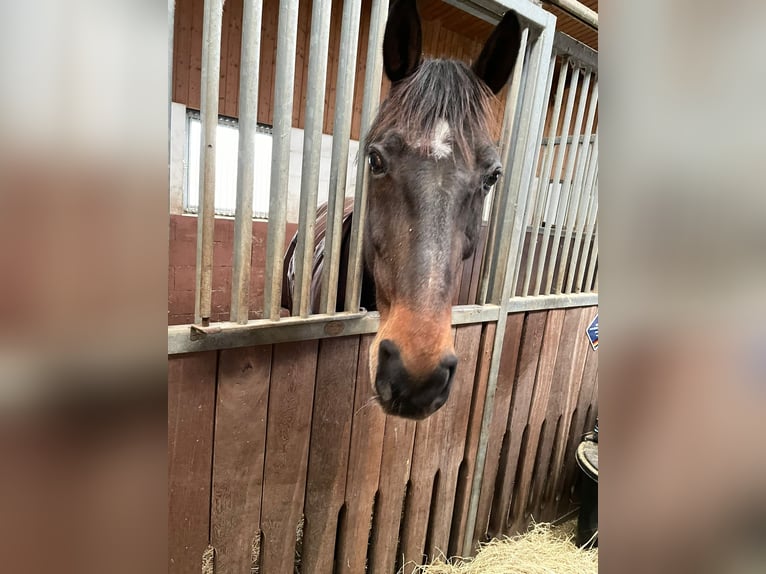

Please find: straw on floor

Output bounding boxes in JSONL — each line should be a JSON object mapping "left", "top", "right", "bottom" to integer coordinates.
{"left": 408, "top": 523, "right": 598, "bottom": 574}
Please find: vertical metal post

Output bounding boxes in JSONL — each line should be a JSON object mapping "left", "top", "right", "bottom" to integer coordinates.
{"left": 478, "top": 28, "right": 529, "bottom": 306}
{"left": 584, "top": 222, "right": 598, "bottom": 291}
{"left": 531, "top": 64, "right": 580, "bottom": 295}
{"left": 263, "top": 0, "right": 301, "bottom": 320}
{"left": 194, "top": 0, "right": 224, "bottom": 325}
{"left": 520, "top": 56, "right": 568, "bottom": 296}
{"left": 463, "top": 14, "right": 556, "bottom": 555}
{"left": 293, "top": 0, "right": 333, "bottom": 317}
{"left": 230, "top": 0, "right": 264, "bottom": 324}
{"left": 509, "top": 50, "right": 556, "bottom": 297}
{"left": 574, "top": 174, "right": 598, "bottom": 291}
{"left": 543, "top": 70, "right": 591, "bottom": 294}
{"left": 554, "top": 79, "right": 597, "bottom": 293}
{"left": 320, "top": 0, "right": 363, "bottom": 314}
{"left": 344, "top": 0, "right": 390, "bottom": 312}
{"left": 565, "top": 133, "right": 598, "bottom": 292}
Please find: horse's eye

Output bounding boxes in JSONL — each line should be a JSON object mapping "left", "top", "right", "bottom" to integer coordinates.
{"left": 368, "top": 151, "right": 386, "bottom": 175}
{"left": 483, "top": 169, "right": 502, "bottom": 191}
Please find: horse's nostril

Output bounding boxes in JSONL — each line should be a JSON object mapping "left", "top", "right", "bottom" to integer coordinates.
{"left": 441, "top": 354, "right": 458, "bottom": 382}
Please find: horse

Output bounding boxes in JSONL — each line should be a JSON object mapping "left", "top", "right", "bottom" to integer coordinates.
{"left": 285, "top": 0, "right": 522, "bottom": 419}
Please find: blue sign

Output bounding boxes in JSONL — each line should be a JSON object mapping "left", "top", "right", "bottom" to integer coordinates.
{"left": 586, "top": 314, "right": 598, "bottom": 350}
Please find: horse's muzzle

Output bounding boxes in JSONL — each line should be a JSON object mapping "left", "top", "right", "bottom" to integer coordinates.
{"left": 374, "top": 339, "right": 458, "bottom": 419}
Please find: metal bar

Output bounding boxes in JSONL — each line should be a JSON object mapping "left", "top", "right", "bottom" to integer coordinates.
{"left": 565, "top": 134, "right": 598, "bottom": 292}
{"left": 554, "top": 79, "right": 597, "bottom": 293}
{"left": 574, "top": 175, "right": 598, "bottom": 292}
{"left": 320, "top": 0, "right": 363, "bottom": 315}
{"left": 293, "top": 0, "right": 333, "bottom": 317}
{"left": 521, "top": 56, "right": 569, "bottom": 296}
{"left": 194, "top": 0, "right": 224, "bottom": 325}
{"left": 262, "top": 0, "right": 301, "bottom": 320}
{"left": 170, "top": 304, "right": 506, "bottom": 354}
{"left": 344, "top": 0, "right": 389, "bottom": 312}
{"left": 553, "top": 30, "right": 597, "bottom": 70}
{"left": 508, "top": 51, "right": 556, "bottom": 297}
{"left": 478, "top": 28, "right": 529, "bottom": 305}
{"left": 463, "top": 14, "right": 556, "bottom": 556}
{"left": 544, "top": 0, "right": 598, "bottom": 29}
{"left": 167, "top": 290, "right": 599, "bottom": 354}
{"left": 168, "top": 0, "right": 175, "bottom": 126}
{"left": 442, "top": 0, "right": 555, "bottom": 28}
{"left": 584, "top": 223, "right": 598, "bottom": 292}
{"left": 505, "top": 291, "right": 597, "bottom": 312}
{"left": 531, "top": 64, "right": 580, "bottom": 295}
{"left": 230, "top": 0, "right": 264, "bottom": 324}
{"left": 486, "top": 28, "right": 541, "bottom": 304}
{"left": 543, "top": 70, "right": 591, "bottom": 294}
{"left": 541, "top": 133, "right": 596, "bottom": 146}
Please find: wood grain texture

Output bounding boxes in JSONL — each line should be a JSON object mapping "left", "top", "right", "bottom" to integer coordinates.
{"left": 259, "top": 340, "right": 319, "bottom": 572}
{"left": 556, "top": 307, "right": 598, "bottom": 516}
{"left": 398, "top": 330, "right": 461, "bottom": 572}
{"left": 487, "top": 310, "right": 548, "bottom": 537}
{"left": 368, "top": 414, "right": 417, "bottom": 574}
{"left": 449, "top": 322, "right": 496, "bottom": 555}
{"left": 508, "top": 309, "right": 566, "bottom": 533}
{"left": 168, "top": 351, "right": 218, "bottom": 574}
{"left": 301, "top": 336, "right": 360, "bottom": 574}
{"left": 335, "top": 334, "right": 387, "bottom": 573}
{"left": 426, "top": 324, "right": 483, "bottom": 557}
{"left": 472, "top": 312, "right": 525, "bottom": 547}
{"left": 210, "top": 345, "right": 272, "bottom": 574}
{"left": 542, "top": 306, "right": 591, "bottom": 520}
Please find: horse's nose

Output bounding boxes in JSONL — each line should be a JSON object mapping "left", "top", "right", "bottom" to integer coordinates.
{"left": 374, "top": 339, "right": 458, "bottom": 419}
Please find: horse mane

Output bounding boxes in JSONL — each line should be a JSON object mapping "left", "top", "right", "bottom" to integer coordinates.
{"left": 366, "top": 59, "right": 495, "bottom": 161}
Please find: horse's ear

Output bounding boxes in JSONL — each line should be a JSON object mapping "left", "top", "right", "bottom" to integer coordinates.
{"left": 383, "top": 0, "right": 422, "bottom": 83}
{"left": 472, "top": 11, "right": 522, "bottom": 94}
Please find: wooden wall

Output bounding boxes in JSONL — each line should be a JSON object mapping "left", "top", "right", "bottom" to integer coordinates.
{"left": 171, "top": 0, "right": 508, "bottom": 140}
{"left": 168, "top": 305, "right": 598, "bottom": 573}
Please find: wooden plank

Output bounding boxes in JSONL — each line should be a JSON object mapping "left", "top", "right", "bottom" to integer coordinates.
{"left": 335, "top": 334, "right": 387, "bottom": 573}
{"left": 258, "top": 0, "right": 278, "bottom": 124}
{"left": 293, "top": 0, "right": 310, "bottom": 128}
{"left": 168, "top": 351, "right": 218, "bottom": 574}
{"left": 173, "top": 0, "right": 193, "bottom": 104}
{"left": 542, "top": 306, "right": 592, "bottom": 520}
{"left": 399, "top": 419, "right": 438, "bottom": 572}
{"left": 426, "top": 324, "right": 483, "bottom": 558}
{"left": 556, "top": 312, "right": 599, "bottom": 516}
{"left": 188, "top": 0, "right": 204, "bottom": 110}
{"left": 448, "top": 322, "right": 495, "bottom": 556}
{"left": 223, "top": 0, "right": 243, "bottom": 118}
{"left": 368, "top": 414, "right": 417, "bottom": 574}
{"left": 322, "top": 0, "right": 341, "bottom": 133}
{"left": 471, "top": 312, "right": 525, "bottom": 547}
{"left": 218, "top": 0, "right": 232, "bottom": 115}
{"left": 259, "top": 340, "right": 319, "bottom": 572}
{"left": 507, "top": 309, "right": 566, "bottom": 533}
{"left": 528, "top": 307, "right": 579, "bottom": 521}
{"left": 398, "top": 330, "right": 460, "bottom": 572}
{"left": 210, "top": 345, "right": 272, "bottom": 574}
{"left": 486, "top": 310, "right": 547, "bottom": 538}
{"left": 301, "top": 336, "right": 360, "bottom": 574}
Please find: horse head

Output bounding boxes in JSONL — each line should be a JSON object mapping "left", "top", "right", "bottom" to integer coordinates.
{"left": 365, "top": 0, "right": 521, "bottom": 419}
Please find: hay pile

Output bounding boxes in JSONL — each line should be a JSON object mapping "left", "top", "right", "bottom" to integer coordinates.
{"left": 409, "top": 523, "right": 597, "bottom": 574}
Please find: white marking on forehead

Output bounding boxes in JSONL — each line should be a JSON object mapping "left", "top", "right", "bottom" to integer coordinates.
{"left": 430, "top": 120, "right": 452, "bottom": 160}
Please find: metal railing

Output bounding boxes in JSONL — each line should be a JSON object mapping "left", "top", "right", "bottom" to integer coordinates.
{"left": 168, "top": 0, "right": 597, "bottom": 552}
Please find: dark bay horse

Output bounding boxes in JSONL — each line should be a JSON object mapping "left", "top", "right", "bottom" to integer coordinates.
{"left": 285, "top": 0, "right": 521, "bottom": 419}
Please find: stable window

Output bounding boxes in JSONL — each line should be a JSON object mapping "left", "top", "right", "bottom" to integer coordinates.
{"left": 185, "top": 111, "right": 272, "bottom": 218}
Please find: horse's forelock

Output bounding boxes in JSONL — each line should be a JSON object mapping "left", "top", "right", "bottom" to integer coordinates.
{"left": 366, "top": 59, "right": 495, "bottom": 161}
